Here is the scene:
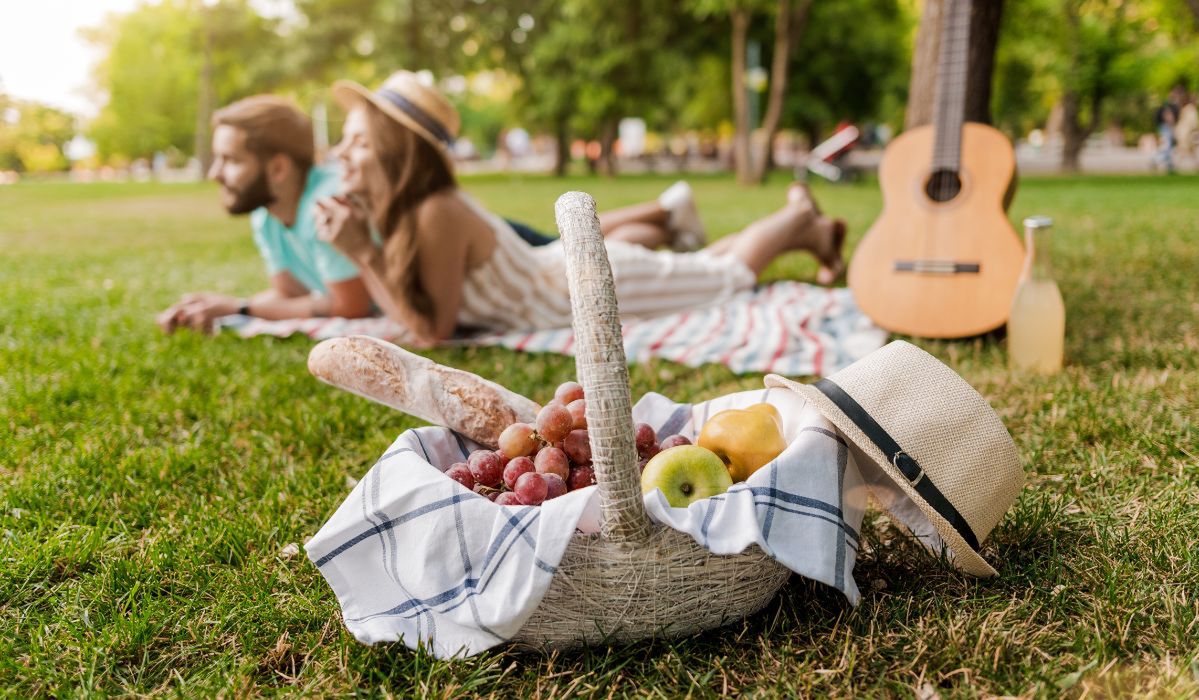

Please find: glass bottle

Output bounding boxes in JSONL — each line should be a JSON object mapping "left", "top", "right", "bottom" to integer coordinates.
{"left": 1008, "top": 216, "right": 1065, "bottom": 373}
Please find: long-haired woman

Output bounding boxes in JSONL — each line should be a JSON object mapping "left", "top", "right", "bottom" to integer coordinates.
{"left": 315, "top": 71, "right": 846, "bottom": 347}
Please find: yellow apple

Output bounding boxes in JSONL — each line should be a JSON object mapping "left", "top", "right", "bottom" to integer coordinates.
{"left": 745, "top": 402, "right": 783, "bottom": 431}
{"left": 697, "top": 405, "right": 788, "bottom": 482}
{"left": 640, "top": 445, "right": 732, "bottom": 507}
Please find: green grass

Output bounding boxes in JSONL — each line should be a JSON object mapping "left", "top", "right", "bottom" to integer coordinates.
{"left": 2, "top": 173, "right": 1197, "bottom": 697}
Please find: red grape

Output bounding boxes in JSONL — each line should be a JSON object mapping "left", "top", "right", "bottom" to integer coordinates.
{"left": 536, "top": 403, "right": 573, "bottom": 444}
{"left": 659, "top": 434, "right": 691, "bottom": 449}
{"left": 554, "top": 381, "right": 585, "bottom": 405}
{"left": 563, "top": 429, "right": 592, "bottom": 465}
{"left": 498, "top": 422, "right": 539, "bottom": 458}
{"left": 639, "top": 441, "right": 660, "bottom": 460}
{"left": 634, "top": 423, "right": 658, "bottom": 454}
{"left": 568, "top": 465, "right": 596, "bottom": 491}
{"left": 637, "top": 457, "right": 649, "bottom": 473}
{"left": 567, "top": 399, "right": 587, "bottom": 429}
{"left": 515, "top": 472, "right": 549, "bottom": 506}
{"left": 446, "top": 464, "right": 475, "bottom": 490}
{"left": 495, "top": 491, "right": 523, "bottom": 506}
{"left": 503, "top": 456, "right": 536, "bottom": 490}
{"left": 468, "top": 449, "right": 504, "bottom": 488}
{"left": 543, "top": 473, "right": 568, "bottom": 500}
{"left": 534, "top": 447, "right": 570, "bottom": 480}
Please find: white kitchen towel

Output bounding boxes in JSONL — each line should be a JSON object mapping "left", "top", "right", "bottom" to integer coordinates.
{"left": 219, "top": 282, "right": 886, "bottom": 376}
{"left": 305, "top": 386, "right": 868, "bottom": 658}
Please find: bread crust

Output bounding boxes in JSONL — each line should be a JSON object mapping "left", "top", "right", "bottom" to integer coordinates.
{"left": 307, "top": 336, "right": 540, "bottom": 447}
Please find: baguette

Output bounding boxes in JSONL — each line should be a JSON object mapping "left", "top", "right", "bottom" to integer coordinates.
{"left": 307, "top": 335, "right": 540, "bottom": 447}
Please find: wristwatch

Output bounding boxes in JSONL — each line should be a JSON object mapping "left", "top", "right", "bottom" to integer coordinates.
{"left": 238, "top": 300, "right": 251, "bottom": 316}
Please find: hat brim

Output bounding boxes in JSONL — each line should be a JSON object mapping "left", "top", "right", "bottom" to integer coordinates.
{"left": 767, "top": 375, "right": 999, "bottom": 577}
{"left": 331, "top": 79, "right": 455, "bottom": 171}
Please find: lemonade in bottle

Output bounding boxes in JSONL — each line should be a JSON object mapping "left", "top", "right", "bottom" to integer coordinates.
{"left": 1008, "top": 216, "right": 1065, "bottom": 373}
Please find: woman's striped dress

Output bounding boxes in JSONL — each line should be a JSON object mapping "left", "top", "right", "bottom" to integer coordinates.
{"left": 454, "top": 192, "right": 755, "bottom": 332}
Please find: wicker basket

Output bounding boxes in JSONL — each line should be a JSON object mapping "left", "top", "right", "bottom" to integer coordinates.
{"left": 509, "top": 192, "right": 792, "bottom": 650}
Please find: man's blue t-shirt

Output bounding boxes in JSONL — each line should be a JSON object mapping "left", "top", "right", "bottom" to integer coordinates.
{"left": 250, "top": 164, "right": 358, "bottom": 294}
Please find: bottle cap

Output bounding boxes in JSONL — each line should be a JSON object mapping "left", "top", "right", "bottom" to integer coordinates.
{"left": 1023, "top": 215, "right": 1053, "bottom": 230}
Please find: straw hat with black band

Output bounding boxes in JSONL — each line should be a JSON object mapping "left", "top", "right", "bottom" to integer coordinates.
{"left": 332, "top": 71, "right": 460, "bottom": 169}
{"left": 765, "top": 340, "right": 1024, "bottom": 576}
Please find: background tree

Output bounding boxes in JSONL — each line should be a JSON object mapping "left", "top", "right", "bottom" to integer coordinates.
{"left": 84, "top": 0, "right": 282, "bottom": 165}
{"left": 0, "top": 95, "right": 76, "bottom": 173}
{"left": 783, "top": 0, "right": 910, "bottom": 143}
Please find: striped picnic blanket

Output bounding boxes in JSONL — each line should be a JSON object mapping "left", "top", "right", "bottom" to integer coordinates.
{"left": 219, "top": 282, "right": 886, "bottom": 376}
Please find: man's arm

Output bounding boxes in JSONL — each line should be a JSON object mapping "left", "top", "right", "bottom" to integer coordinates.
{"left": 244, "top": 272, "right": 372, "bottom": 320}
{"left": 157, "top": 272, "right": 372, "bottom": 334}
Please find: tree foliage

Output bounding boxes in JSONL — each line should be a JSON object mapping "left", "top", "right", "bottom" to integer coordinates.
{"left": 83, "top": 0, "right": 283, "bottom": 162}
{"left": 0, "top": 93, "right": 75, "bottom": 172}
{"left": 50, "top": 0, "right": 1199, "bottom": 172}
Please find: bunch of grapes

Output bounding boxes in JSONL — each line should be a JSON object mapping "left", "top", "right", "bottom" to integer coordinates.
{"left": 444, "top": 380, "right": 693, "bottom": 506}
{"left": 441, "top": 381, "right": 591, "bottom": 506}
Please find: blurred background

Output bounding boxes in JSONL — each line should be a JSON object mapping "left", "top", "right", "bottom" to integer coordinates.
{"left": 1, "top": 0, "right": 1197, "bottom": 185}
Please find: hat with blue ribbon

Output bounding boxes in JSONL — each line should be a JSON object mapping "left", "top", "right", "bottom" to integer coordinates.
{"left": 333, "top": 70, "right": 460, "bottom": 164}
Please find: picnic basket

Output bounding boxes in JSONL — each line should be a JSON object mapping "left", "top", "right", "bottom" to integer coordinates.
{"left": 509, "top": 192, "right": 792, "bottom": 649}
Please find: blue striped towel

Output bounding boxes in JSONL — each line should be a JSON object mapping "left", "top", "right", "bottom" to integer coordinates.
{"left": 219, "top": 282, "right": 886, "bottom": 376}
{"left": 304, "top": 385, "right": 867, "bottom": 658}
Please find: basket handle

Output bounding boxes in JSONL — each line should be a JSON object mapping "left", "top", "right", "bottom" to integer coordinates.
{"left": 555, "top": 191, "right": 652, "bottom": 544}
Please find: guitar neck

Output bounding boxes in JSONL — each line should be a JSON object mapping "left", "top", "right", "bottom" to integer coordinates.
{"left": 931, "top": 0, "right": 972, "bottom": 173}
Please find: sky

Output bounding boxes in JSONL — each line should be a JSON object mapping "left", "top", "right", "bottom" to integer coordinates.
{"left": 0, "top": 0, "right": 293, "bottom": 119}
{"left": 0, "top": 0, "right": 144, "bottom": 117}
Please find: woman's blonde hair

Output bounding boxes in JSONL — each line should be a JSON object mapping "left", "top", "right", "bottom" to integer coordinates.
{"left": 361, "top": 101, "right": 457, "bottom": 321}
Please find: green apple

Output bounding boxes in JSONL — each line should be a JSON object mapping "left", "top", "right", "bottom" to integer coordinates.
{"left": 640, "top": 445, "right": 733, "bottom": 507}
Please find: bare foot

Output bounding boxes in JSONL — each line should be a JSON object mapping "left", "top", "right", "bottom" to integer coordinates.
{"left": 786, "top": 182, "right": 819, "bottom": 214}
{"left": 786, "top": 183, "right": 845, "bottom": 285}
{"left": 815, "top": 218, "right": 847, "bottom": 286}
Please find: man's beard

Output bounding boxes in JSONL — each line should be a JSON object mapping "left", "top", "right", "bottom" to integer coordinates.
{"left": 224, "top": 171, "right": 275, "bottom": 215}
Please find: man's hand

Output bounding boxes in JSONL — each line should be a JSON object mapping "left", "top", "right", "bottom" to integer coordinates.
{"left": 316, "top": 195, "right": 375, "bottom": 263}
{"left": 156, "top": 292, "right": 243, "bottom": 335}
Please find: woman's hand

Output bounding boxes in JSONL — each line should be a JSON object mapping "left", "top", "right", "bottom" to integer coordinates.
{"left": 316, "top": 195, "right": 375, "bottom": 264}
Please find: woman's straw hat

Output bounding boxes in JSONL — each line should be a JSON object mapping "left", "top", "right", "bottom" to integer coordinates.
{"left": 332, "top": 70, "right": 460, "bottom": 166}
{"left": 765, "top": 340, "right": 1024, "bottom": 576}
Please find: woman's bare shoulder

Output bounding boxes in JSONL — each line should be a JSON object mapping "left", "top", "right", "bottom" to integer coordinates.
{"left": 414, "top": 190, "right": 482, "bottom": 231}
{"left": 412, "top": 189, "right": 496, "bottom": 258}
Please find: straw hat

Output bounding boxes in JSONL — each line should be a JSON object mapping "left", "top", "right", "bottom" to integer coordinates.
{"left": 765, "top": 340, "right": 1024, "bottom": 576}
{"left": 332, "top": 71, "right": 460, "bottom": 165}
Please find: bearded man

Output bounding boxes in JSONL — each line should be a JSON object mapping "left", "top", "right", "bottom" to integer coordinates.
{"left": 157, "top": 96, "right": 371, "bottom": 333}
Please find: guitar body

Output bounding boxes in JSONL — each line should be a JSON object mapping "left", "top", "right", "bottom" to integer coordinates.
{"left": 848, "top": 122, "right": 1024, "bottom": 338}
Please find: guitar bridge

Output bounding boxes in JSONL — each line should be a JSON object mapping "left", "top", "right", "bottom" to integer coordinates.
{"left": 893, "top": 260, "right": 981, "bottom": 275}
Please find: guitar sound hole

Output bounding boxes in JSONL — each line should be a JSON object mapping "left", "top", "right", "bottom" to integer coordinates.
{"left": 925, "top": 169, "right": 962, "bottom": 203}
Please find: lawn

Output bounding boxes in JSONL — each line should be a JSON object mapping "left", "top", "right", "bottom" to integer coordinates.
{"left": 1, "top": 173, "right": 1197, "bottom": 697}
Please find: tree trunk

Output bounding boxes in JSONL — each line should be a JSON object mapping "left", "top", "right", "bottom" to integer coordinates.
{"left": 906, "top": 0, "right": 1004, "bottom": 129}
{"left": 964, "top": 0, "right": 1003, "bottom": 124}
{"left": 1060, "top": 90, "right": 1087, "bottom": 172}
{"left": 749, "top": 0, "right": 814, "bottom": 183}
{"left": 598, "top": 119, "right": 618, "bottom": 177}
{"left": 194, "top": 20, "right": 214, "bottom": 172}
{"left": 905, "top": 0, "right": 944, "bottom": 129}
{"left": 731, "top": 7, "right": 753, "bottom": 184}
{"left": 1059, "top": 0, "right": 1093, "bottom": 172}
{"left": 553, "top": 117, "right": 569, "bottom": 177}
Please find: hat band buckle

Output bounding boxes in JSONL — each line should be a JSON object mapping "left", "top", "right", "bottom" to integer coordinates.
{"left": 813, "top": 378, "right": 981, "bottom": 553}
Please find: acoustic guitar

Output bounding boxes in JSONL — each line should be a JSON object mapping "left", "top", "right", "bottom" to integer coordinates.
{"left": 848, "top": 0, "right": 1023, "bottom": 339}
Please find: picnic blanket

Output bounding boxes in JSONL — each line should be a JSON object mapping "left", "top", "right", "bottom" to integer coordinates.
{"left": 304, "top": 386, "right": 868, "bottom": 658}
{"left": 220, "top": 282, "right": 885, "bottom": 376}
